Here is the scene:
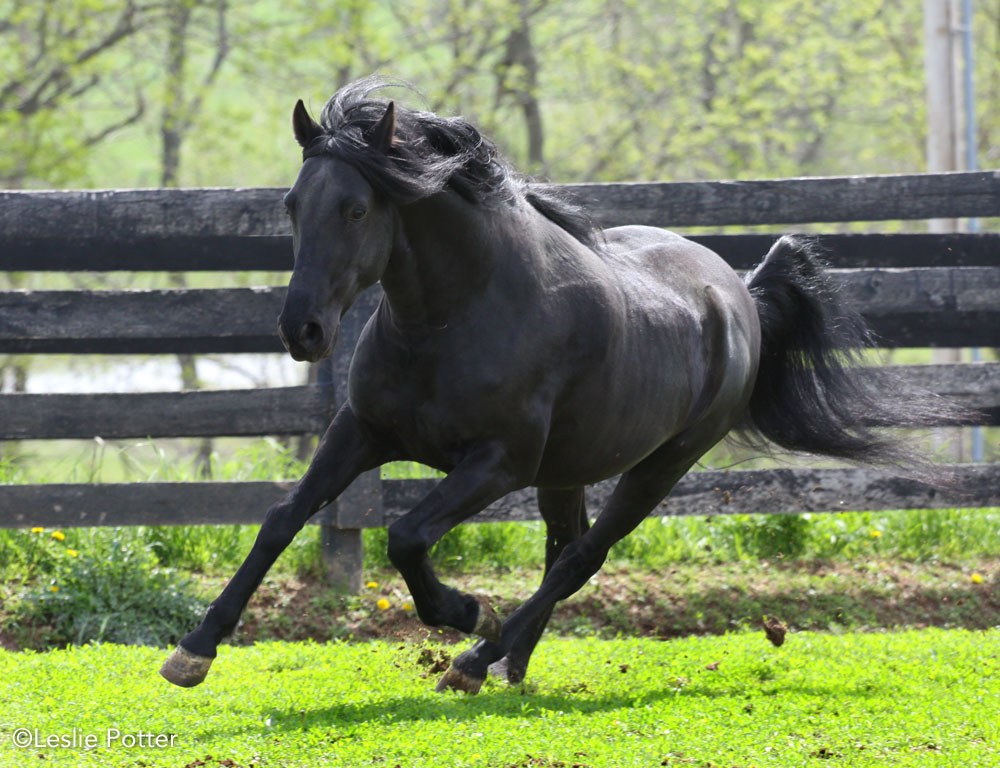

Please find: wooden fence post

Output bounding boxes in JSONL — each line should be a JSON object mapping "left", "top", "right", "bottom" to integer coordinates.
{"left": 320, "top": 470, "right": 383, "bottom": 593}
{"left": 316, "top": 293, "right": 384, "bottom": 593}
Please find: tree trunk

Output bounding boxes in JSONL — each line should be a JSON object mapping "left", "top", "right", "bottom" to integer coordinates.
{"left": 161, "top": 0, "right": 191, "bottom": 187}
{"left": 497, "top": 0, "right": 545, "bottom": 171}
{"left": 162, "top": 0, "right": 213, "bottom": 476}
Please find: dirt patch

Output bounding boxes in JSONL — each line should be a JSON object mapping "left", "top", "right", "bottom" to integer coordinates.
{"left": 224, "top": 557, "right": 1000, "bottom": 649}
{"left": 2, "top": 558, "right": 997, "bottom": 652}
{"left": 415, "top": 646, "right": 451, "bottom": 673}
{"left": 0, "top": 628, "right": 20, "bottom": 651}
{"left": 232, "top": 576, "right": 467, "bottom": 647}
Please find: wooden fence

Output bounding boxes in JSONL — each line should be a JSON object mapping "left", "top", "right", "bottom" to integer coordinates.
{"left": 1, "top": 170, "right": 998, "bottom": 591}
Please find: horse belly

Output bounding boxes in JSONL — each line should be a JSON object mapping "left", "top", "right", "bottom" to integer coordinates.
{"left": 534, "top": 334, "right": 701, "bottom": 486}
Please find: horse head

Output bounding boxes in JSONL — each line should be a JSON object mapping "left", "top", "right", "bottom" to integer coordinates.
{"left": 277, "top": 99, "right": 397, "bottom": 362}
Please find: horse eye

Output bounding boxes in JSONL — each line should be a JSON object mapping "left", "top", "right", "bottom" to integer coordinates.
{"left": 348, "top": 204, "right": 368, "bottom": 221}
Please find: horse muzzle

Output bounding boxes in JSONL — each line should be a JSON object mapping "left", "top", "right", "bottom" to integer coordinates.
{"left": 277, "top": 306, "right": 339, "bottom": 363}
{"left": 280, "top": 322, "right": 339, "bottom": 362}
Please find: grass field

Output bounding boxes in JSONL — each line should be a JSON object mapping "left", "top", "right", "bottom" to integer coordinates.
{"left": 1, "top": 630, "right": 997, "bottom": 767}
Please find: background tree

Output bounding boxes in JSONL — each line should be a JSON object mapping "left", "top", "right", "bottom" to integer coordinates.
{"left": 2, "top": 0, "right": 996, "bottom": 473}
{"left": 155, "top": 0, "right": 234, "bottom": 475}
{"left": 0, "top": 0, "right": 148, "bottom": 187}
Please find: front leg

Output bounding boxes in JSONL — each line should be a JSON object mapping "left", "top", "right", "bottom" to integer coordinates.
{"left": 160, "top": 405, "right": 389, "bottom": 687}
{"left": 386, "top": 442, "right": 523, "bottom": 647}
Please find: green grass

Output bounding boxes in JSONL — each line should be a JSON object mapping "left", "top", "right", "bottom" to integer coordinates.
{"left": 0, "top": 630, "right": 997, "bottom": 767}
{"left": 5, "top": 504, "right": 998, "bottom": 590}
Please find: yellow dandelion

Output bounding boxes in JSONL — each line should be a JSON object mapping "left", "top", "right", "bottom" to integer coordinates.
{"left": 376, "top": 598, "right": 390, "bottom": 610}
{"left": 66, "top": 549, "right": 79, "bottom": 558}
{"left": 49, "top": 585, "right": 59, "bottom": 593}
{"left": 869, "top": 530, "right": 881, "bottom": 538}
{"left": 402, "top": 602, "right": 414, "bottom": 612}
{"left": 972, "top": 573, "right": 984, "bottom": 584}
{"left": 30, "top": 527, "right": 44, "bottom": 534}
{"left": 366, "top": 581, "right": 379, "bottom": 589}
{"left": 51, "top": 530, "right": 66, "bottom": 541}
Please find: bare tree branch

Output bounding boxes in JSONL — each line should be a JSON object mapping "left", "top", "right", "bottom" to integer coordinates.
{"left": 183, "top": 0, "right": 230, "bottom": 132}
{"left": 6, "top": 1, "right": 143, "bottom": 116}
{"left": 82, "top": 98, "right": 146, "bottom": 148}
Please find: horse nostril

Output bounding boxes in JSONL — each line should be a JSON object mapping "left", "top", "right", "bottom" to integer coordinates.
{"left": 298, "top": 321, "right": 323, "bottom": 347}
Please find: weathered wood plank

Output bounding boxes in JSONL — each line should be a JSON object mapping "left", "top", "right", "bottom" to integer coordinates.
{"left": 867, "top": 313, "right": 1000, "bottom": 348}
{"left": 0, "top": 386, "right": 334, "bottom": 440}
{"left": 0, "top": 481, "right": 294, "bottom": 528}
{"left": 0, "top": 285, "right": 382, "bottom": 354}
{"left": 3, "top": 232, "right": 998, "bottom": 273}
{"left": 1, "top": 363, "right": 993, "bottom": 441}
{"left": 836, "top": 267, "right": 999, "bottom": 313}
{"left": 0, "top": 188, "right": 288, "bottom": 239}
{"left": 557, "top": 171, "right": 1000, "bottom": 227}
{"left": 1, "top": 464, "right": 994, "bottom": 529}
{"left": 839, "top": 267, "right": 1000, "bottom": 347}
{"left": 882, "top": 363, "right": 1000, "bottom": 425}
{"left": 2, "top": 172, "right": 997, "bottom": 239}
{"left": 1, "top": 269, "right": 995, "bottom": 353}
{"left": 383, "top": 464, "right": 1000, "bottom": 524}
{"left": 690, "top": 233, "right": 1000, "bottom": 270}
{"left": 0, "top": 235, "right": 294, "bottom": 272}
{"left": 0, "top": 287, "right": 286, "bottom": 354}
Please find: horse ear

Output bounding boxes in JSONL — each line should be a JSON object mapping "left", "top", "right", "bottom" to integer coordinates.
{"left": 366, "top": 101, "right": 396, "bottom": 153}
{"left": 292, "top": 99, "right": 323, "bottom": 148}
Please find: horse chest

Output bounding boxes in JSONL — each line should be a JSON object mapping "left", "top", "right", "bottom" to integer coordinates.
{"left": 348, "top": 333, "right": 535, "bottom": 464}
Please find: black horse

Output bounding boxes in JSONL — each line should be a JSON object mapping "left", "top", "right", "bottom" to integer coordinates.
{"left": 162, "top": 77, "right": 952, "bottom": 693}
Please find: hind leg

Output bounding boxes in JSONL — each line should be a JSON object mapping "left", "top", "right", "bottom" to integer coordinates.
{"left": 486, "top": 487, "right": 588, "bottom": 684}
{"left": 440, "top": 431, "right": 720, "bottom": 692}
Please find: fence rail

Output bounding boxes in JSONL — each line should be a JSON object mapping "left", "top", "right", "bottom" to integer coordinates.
{"left": 3, "top": 268, "right": 1000, "bottom": 353}
{"left": 0, "top": 363, "right": 995, "bottom": 442}
{"left": 4, "top": 233, "right": 1000, "bottom": 272}
{"left": 1, "top": 170, "right": 998, "bottom": 591}
{"left": 2, "top": 464, "right": 996, "bottom": 531}
{"left": 2, "top": 171, "right": 997, "bottom": 237}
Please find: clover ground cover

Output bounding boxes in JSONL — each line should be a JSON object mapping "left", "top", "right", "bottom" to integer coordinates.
{"left": 1, "top": 629, "right": 997, "bottom": 767}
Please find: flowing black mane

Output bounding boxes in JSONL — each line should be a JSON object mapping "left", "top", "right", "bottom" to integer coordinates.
{"left": 303, "top": 76, "right": 598, "bottom": 248}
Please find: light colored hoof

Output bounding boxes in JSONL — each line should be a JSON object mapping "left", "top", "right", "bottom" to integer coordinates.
{"left": 487, "top": 657, "right": 510, "bottom": 679}
{"left": 436, "top": 664, "right": 485, "bottom": 695}
{"left": 472, "top": 596, "right": 501, "bottom": 643}
{"left": 488, "top": 656, "right": 525, "bottom": 684}
{"left": 159, "top": 645, "right": 214, "bottom": 688}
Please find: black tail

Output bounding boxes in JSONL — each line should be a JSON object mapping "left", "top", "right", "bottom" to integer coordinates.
{"left": 739, "top": 236, "right": 965, "bottom": 475}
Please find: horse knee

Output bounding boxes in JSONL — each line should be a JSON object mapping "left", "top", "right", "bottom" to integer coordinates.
{"left": 386, "top": 520, "right": 427, "bottom": 571}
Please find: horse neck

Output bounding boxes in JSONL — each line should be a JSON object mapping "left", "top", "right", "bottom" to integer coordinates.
{"left": 380, "top": 190, "right": 526, "bottom": 329}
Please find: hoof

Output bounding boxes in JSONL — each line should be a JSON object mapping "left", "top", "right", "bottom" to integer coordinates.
{"left": 159, "top": 645, "right": 214, "bottom": 688}
{"left": 488, "top": 656, "right": 526, "bottom": 684}
{"left": 436, "top": 664, "right": 485, "bottom": 695}
{"left": 487, "top": 657, "right": 510, "bottom": 679}
{"left": 472, "top": 596, "right": 501, "bottom": 643}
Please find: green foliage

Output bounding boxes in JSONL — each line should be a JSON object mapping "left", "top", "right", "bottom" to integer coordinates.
{"left": 6, "top": 0, "right": 996, "bottom": 191}
{"left": 0, "top": 0, "right": 150, "bottom": 186}
{"left": 10, "top": 535, "right": 204, "bottom": 647}
{"left": 1, "top": 631, "right": 998, "bottom": 766}
{"left": 605, "top": 507, "right": 1000, "bottom": 567}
